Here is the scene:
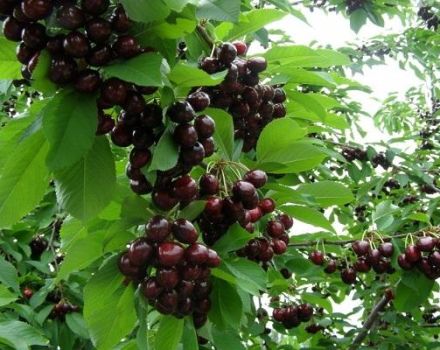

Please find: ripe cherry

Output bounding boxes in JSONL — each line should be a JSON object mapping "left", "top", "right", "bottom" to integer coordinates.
{"left": 172, "top": 219, "right": 198, "bottom": 245}
{"left": 86, "top": 45, "right": 113, "bottom": 66}
{"left": 397, "top": 253, "right": 413, "bottom": 270}
{"left": 341, "top": 267, "right": 357, "bottom": 285}
{"left": 204, "top": 196, "right": 223, "bottom": 218}
{"left": 57, "top": 5, "right": 85, "bottom": 30}
{"left": 207, "top": 248, "right": 221, "bottom": 267}
{"left": 243, "top": 169, "right": 267, "bottom": 188}
{"left": 129, "top": 148, "right": 151, "bottom": 168}
{"left": 324, "top": 259, "right": 337, "bottom": 273}
{"left": 22, "top": 23, "right": 47, "bottom": 49}
{"left": 278, "top": 214, "right": 293, "bottom": 230}
{"left": 405, "top": 244, "right": 421, "bottom": 263}
{"left": 168, "top": 101, "right": 196, "bottom": 124}
{"left": 118, "top": 253, "right": 139, "bottom": 276}
{"left": 218, "top": 42, "right": 237, "bottom": 65}
{"left": 428, "top": 251, "right": 440, "bottom": 267}
{"left": 185, "top": 243, "right": 209, "bottom": 265}
{"left": 49, "top": 56, "right": 77, "bottom": 84}
{"left": 272, "top": 239, "right": 287, "bottom": 255}
{"left": 130, "top": 178, "right": 152, "bottom": 195}
{"left": 110, "top": 123, "right": 132, "bottom": 147}
{"left": 266, "top": 220, "right": 285, "bottom": 238}
{"left": 273, "top": 88, "right": 287, "bottom": 103}
{"left": 127, "top": 238, "right": 153, "bottom": 266}
{"left": 232, "top": 41, "right": 247, "bottom": 55}
{"left": 141, "top": 277, "right": 162, "bottom": 300}
{"left": 21, "top": 0, "right": 53, "bottom": 20}
{"left": 156, "top": 267, "right": 180, "bottom": 290}
{"left": 366, "top": 248, "right": 381, "bottom": 266}
{"left": 247, "top": 57, "right": 267, "bottom": 73}
{"left": 248, "top": 206, "right": 262, "bottom": 222}
{"left": 173, "top": 124, "right": 198, "bottom": 148}
{"left": 172, "top": 175, "right": 198, "bottom": 201}
{"left": 259, "top": 198, "right": 275, "bottom": 214}
{"left": 354, "top": 258, "right": 371, "bottom": 272}
{"left": 23, "top": 287, "right": 33, "bottom": 299}
{"left": 16, "top": 43, "right": 35, "bottom": 64}
{"left": 232, "top": 180, "right": 257, "bottom": 202}
{"left": 3, "top": 17, "right": 24, "bottom": 42}
{"left": 180, "top": 142, "right": 205, "bottom": 166}
{"left": 352, "top": 240, "right": 370, "bottom": 256}
{"left": 113, "top": 35, "right": 141, "bottom": 58}
{"left": 187, "top": 91, "right": 210, "bottom": 112}
{"left": 85, "top": 18, "right": 112, "bottom": 44}
{"left": 416, "top": 236, "right": 436, "bottom": 252}
{"left": 101, "top": 78, "right": 128, "bottom": 106}
{"left": 378, "top": 242, "right": 394, "bottom": 257}
{"left": 156, "top": 290, "right": 178, "bottom": 314}
{"left": 74, "top": 69, "right": 101, "bottom": 93}
{"left": 63, "top": 31, "right": 90, "bottom": 58}
{"left": 110, "top": 5, "right": 132, "bottom": 33}
{"left": 158, "top": 242, "right": 185, "bottom": 267}
{"left": 298, "top": 304, "right": 313, "bottom": 322}
{"left": 309, "top": 250, "right": 325, "bottom": 265}
{"left": 194, "top": 115, "right": 215, "bottom": 139}
{"left": 152, "top": 190, "right": 178, "bottom": 211}
{"left": 81, "top": 0, "right": 109, "bottom": 15}
{"left": 201, "top": 137, "right": 215, "bottom": 157}
{"left": 199, "top": 174, "right": 219, "bottom": 195}
{"left": 146, "top": 216, "right": 170, "bottom": 243}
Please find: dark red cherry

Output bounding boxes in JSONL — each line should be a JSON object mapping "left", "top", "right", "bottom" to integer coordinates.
{"left": 405, "top": 245, "right": 421, "bottom": 263}
{"left": 193, "top": 280, "right": 212, "bottom": 300}
{"left": 243, "top": 170, "right": 267, "bottom": 189}
{"left": 158, "top": 242, "right": 185, "bottom": 267}
{"left": 248, "top": 207, "right": 262, "bottom": 222}
{"left": 353, "top": 258, "right": 370, "bottom": 272}
{"left": 130, "top": 178, "right": 152, "bottom": 195}
{"left": 273, "top": 103, "right": 286, "bottom": 118}
{"left": 110, "top": 5, "right": 132, "bottom": 33}
{"left": 16, "top": 43, "right": 35, "bottom": 64}
{"left": 193, "top": 312, "right": 207, "bottom": 328}
{"left": 278, "top": 214, "right": 293, "bottom": 230}
{"left": 113, "top": 35, "right": 141, "bottom": 58}
{"left": 272, "top": 239, "right": 287, "bottom": 255}
{"left": 86, "top": 45, "right": 113, "bottom": 66}
{"left": 74, "top": 69, "right": 101, "bottom": 93}
{"left": 200, "top": 137, "right": 214, "bottom": 157}
{"left": 273, "top": 88, "right": 287, "bottom": 103}
{"left": 309, "top": 250, "right": 325, "bottom": 265}
{"left": 132, "top": 129, "right": 154, "bottom": 149}
{"left": 176, "top": 280, "right": 194, "bottom": 299}
{"left": 127, "top": 238, "right": 153, "bottom": 266}
{"left": 141, "top": 277, "right": 162, "bottom": 300}
{"left": 366, "top": 248, "right": 381, "bottom": 266}
{"left": 266, "top": 220, "right": 285, "bottom": 238}
{"left": 428, "top": 251, "right": 440, "bottom": 267}
{"left": 259, "top": 198, "right": 275, "bottom": 214}
{"left": 156, "top": 290, "right": 178, "bottom": 314}
{"left": 22, "top": 23, "right": 47, "bottom": 49}
{"left": 81, "top": 0, "right": 109, "bottom": 15}
{"left": 416, "top": 236, "right": 436, "bottom": 252}
{"left": 378, "top": 242, "right": 394, "bottom": 257}
{"left": 85, "top": 18, "right": 112, "bottom": 44}
{"left": 341, "top": 267, "right": 357, "bottom": 285}
{"left": 173, "top": 124, "right": 198, "bottom": 148}
{"left": 298, "top": 304, "right": 313, "bottom": 322}
{"left": 101, "top": 78, "right": 128, "bottom": 106}
{"left": 168, "top": 101, "right": 196, "bottom": 124}
{"left": 199, "top": 174, "right": 219, "bottom": 195}
{"left": 46, "top": 35, "right": 64, "bottom": 55}
{"left": 124, "top": 92, "right": 146, "bottom": 115}
{"left": 172, "top": 175, "right": 197, "bottom": 201}
{"left": 194, "top": 298, "right": 211, "bottom": 314}
{"left": 49, "top": 56, "right": 77, "bottom": 84}
{"left": 194, "top": 115, "right": 215, "bottom": 139}
{"left": 156, "top": 267, "right": 180, "bottom": 290}
{"left": 187, "top": 91, "right": 210, "bottom": 112}
{"left": 218, "top": 42, "right": 237, "bottom": 65}
{"left": 247, "top": 57, "right": 267, "bottom": 73}
{"left": 397, "top": 253, "right": 413, "bottom": 270}
{"left": 3, "top": 17, "right": 24, "bottom": 42}
{"left": 232, "top": 180, "right": 257, "bottom": 202}
{"left": 273, "top": 308, "right": 286, "bottom": 322}
{"left": 21, "top": 0, "right": 53, "bottom": 20}
{"left": 177, "top": 297, "right": 193, "bottom": 316}
{"left": 180, "top": 142, "right": 205, "bottom": 166}
{"left": 185, "top": 243, "right": 209, "bottom": 265}
{"left": 352, "top": 240, "right": 370, "bottom": 256}
{"left": 118, "top": 253, "right": 139, "bottom": 276}
{"left": 222, "top": 197, "right": 245, "bottom": 223}
{"left": 181, "top": 264, "right": 202, "bottom": 281}
{"left": 57, "top": 5, "right": 85, "bottom": 30}
{"left": 372, "top": 259, "right": 390, "bottom": 274}
{"left": 207, "top": 249, "right": 221, "bottom": 267}
{"left": 110, "top": 123, "right": 132, "bottom": 146}
{"left": 152, "top": 190, "right": 178, "bottom": 211}
{"left": 232, "top": 41, "right": 247, "bottom": 55}
{"left": 172, "top": 219, "right": 198, "bottom": 245}
{"left": 63, "top": 31, "right": 90, "bottom": 58}
{"left": 324, "top": 259, "right": 337, "bottom": 273}
{"left": 146, "top": 216, "right": 170, "bottom": 243}
{"left": 129, "top": 148, "right": 151, "bottom": 168}
{"left": 204, "top": 196, "right": 223, "bottom": 218}
{"left": 200, "top": 57, "right": 220, "bottom": 74}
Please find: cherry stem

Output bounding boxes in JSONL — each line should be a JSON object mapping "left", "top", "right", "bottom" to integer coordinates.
{"left": 196, "top": 24, "right": 215, "bottom": 52}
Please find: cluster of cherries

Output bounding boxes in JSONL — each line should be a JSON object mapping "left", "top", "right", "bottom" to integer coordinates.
{"left": 199, "top": 41, "right": 287, "bottom": 152}
{"left": 29, "top": 234, "right": 48, "bottom": 259}
{"left": 272, "top": 303, "right": 314, "bottom": 329}
{"left": 237, "top": 213, "right": 293, "bottom": 265}
{"left": 309, "top": 238, "right": 395, "bottom": 285}
{"left": 398, "top": 236, "right": 440, "bottom": 280}
{"left": 341, "top": 147, "right": 392, "bottom": 170}
{"left": 118, "top": 215, "right": 220, "bottom": 328}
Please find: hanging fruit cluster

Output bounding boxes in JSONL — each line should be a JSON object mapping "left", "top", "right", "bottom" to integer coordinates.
{"left": 273, "top": 303, "right": 314, "bottom": 329}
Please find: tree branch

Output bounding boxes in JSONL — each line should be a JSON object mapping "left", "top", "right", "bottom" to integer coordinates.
{"left": 349, "top": 295, "right": 391, "bottom": 350}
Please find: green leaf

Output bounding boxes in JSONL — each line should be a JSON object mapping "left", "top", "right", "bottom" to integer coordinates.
{"left": 155, "top": 316, "right": 184, "bottom": 350}
{"left": 210, "top": 279, "right": 243, "bottom": 329}
{"left": 120, "top": 0, "right": 170, "bottom": 23}
{"left": 169, "top": 64, "right": 226, "bottom": 87}
{"left": 196, "top": 0, "right": 241, "bottom": 22}
{"left": 406, "top": 212, "right": 430, "bottom": 223}
{"left": 216, "top": 9, "right": 286, "bottom": 41}
{"left": 0, "top": 37, "right": 22, "bottom": 79}
{"left": 149, "top": 128, "right": 179, "bottom": 171}
{"left": 0, "top": 256, "right": 19, "bottom": 293}
{"left": 104, "top": 53, "right": 167, "bottom": 87}
{"left": 296, "top": 181, "right": 354, "bottom": 207}
{"left": 0, "top": 320, "right": 48, "bottom": 350}
{"left": 205, "top": 108, "right": 234, "bottom": 160}
{"left": 151, "top": 18, "right": 196, "bottom": 39}
{"left": 372, "top": 200, "right": 399, "bottom": 231}
{"left": 223, "top": 258, "right": 266, "bottom": 295}
{"left": 181, "top": 320, "right": 198, "bottom": 350}
{"left": 213, "top": 223, "right": 251, "bottom": 255}
{"left": 54, "top": 137, "right": 116, "bottom": 221}
{"left": 179, "top": 200, "right": 206, "bottom": 221}
{"left": 0, "top": 130, "right": 49, "bottom": 228}
{"left": 42, "top": 89, "right": 98, "bottom": 171}
{"left": 31, "top": 50, "right": 57, "bottom": 95}
{"left": 394, "top": 270, "right": 435, "bottom": 312}
{"left": 350, "top": 9, "right": 367, "bottom": 33}
{"left": 256, "top": 118, "right": 306, "bottom": 162}
{"left": 0, "top": 285, "right": 17, "bottom": 307}
{"left": 84, "top": 256, "right": 137, "bottom": 350}
{"left": 211, "top": 328, "right": 245, "bottom": 350}
{"left": 66, "top": 313, "right": 90, "bottom": 339}
{"left": 280, "top": 205, "right": 335, "bottom": 233}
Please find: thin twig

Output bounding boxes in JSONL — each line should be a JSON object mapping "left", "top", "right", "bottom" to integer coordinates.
{"left": 196, "top": 24, "right": 214, "bottom": 49}
{"left": 349, "top": 295, "right": 391, "bottom": 350}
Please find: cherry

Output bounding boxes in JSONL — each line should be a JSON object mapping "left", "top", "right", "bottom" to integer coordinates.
{"left": 199, "top": 174, "right": 219, "bottom": 195}
{"left": 22, "top": 287, "right": 33, "bottom": 299}
{"left": 158, "top": 242, "right": 185, "bottom": 267}
{"left": 49, "top": 56, "right": 77, "bottom": 84}
{"left": 200, "top": 137, "right": 215, "bottom": 157}
{"left": 130, "top": 178, "right": 152, "bottom": 195}
{"left": 74, "top": 69, "right": 101, "bottom": 93}
{"left": 273, "top": 88, "right": 287, "bottom": 103}
{"left": 352, "top": 240, "right": 370, "bottom": 256}
{"left": 354, "top": 258, "right": 370, "bottom": 272}
{"left": 232, "top": 180, "right": 257, "bottom": 202}
{"left": 272, "top": 239, "right": 287, "bottom": 255}
{"left": 132, "top": 129, "right": 154, "bottom": 149}
{"left": 16, "top": 43, "right": 35, "bottom": 64}
{"left": 207, "top": 249, "right": 221, "bottom": 267}
{"left": 232, "top": 41, "right": 247, "bottom": 55}
{"left": 223, "top": 197, "right": 245, "bottom": 223}
{"left": 428, "top": 251, "right": 440, "bottom": 267}
{"left": 224, "top": 63, "right": 238, "bottom": 83}
{"left": 125, "top": 163, "right": 143, "bottom": 181}
{"left": 21, "top": 0, "right": 53, "bottom": 20}
{"left": 384, "top": 288, "right": 394, "bottom": 301}
{"left": 324, "top": 259, "right": 337, "bottom": 273}
{"left": 129, "top": 148, "right": 151, "bottom": 168}
{"left": 173, "top": 124, "right": 198, "bottom": 148}
{"left": 243, "top": 169, "right": 267, "bottom": 188}
{"left": 218, "top": 42, "right": 237, "bottom": 65}
{"left": 366, "top": 248, "right": 381, "bottom": 266}
{"left": 110, "top": 5, "right": 132, "bottom": 33}
{"left": 172, "top": 219, "right": 198, "bottom": 244}
{"left": 86, "top": 45, "right": 113, "bottom": 66}
{"left": 127, "top": 238, "right": 153, "bottom": 266}
{"left": 3, "top": 17, "right": 24, "bottom": 42}
{"left": 273, "top": 103, "right": 286, "bottom": 118}
{"left": 397, "top": 253, "right": 413, "bottom": 270}
{"left": 156, "top": 267, "right": 180, "bottom": 290}
{"left": 156, "top": 290, "right": 178, "bottom": 314}
{"left": 193, "top": 312, "right": 208, "bottom": 328}
{"left": 181, "top": 264, "right": 202, "bottom": 281}
{"left": 194, "top": 298, "right": 211, "bottom": 314}
{"left": 146, "top": 216, "right": 170, "bottom": 243}
{"left": 405, "top": 244, "right": 421, "bottom": 263}
{"left": 110, "top": 123, "right": 132, "bottom": 147}
{"left": 176, "top": 280, "right": 194, "bottom": 298}
{"left": 341, "top": 267, "right": 357, "bottom": 284}
{"left": 309, "top": 250, "right": 325, "bottom": 265}
{"left": 185, "top": 243, "right": 209, "bottom": 265}
{"left": 204, "top": 196, "right": 223, "bottom": 217}
{"left": 172, "top": 175, "right": 198, "bottom": 201}
{"left": 378, "top": 242, "right": 394, "bottom": 257}
{"left": 81, "top": 0, "right": 109, "bottom": 15}
{"left": 13, "top": 5, "right": 33, "bottom": 23}
{"left": 57, "top": 5, "right": 85, "bottom": 30}
{"left": 168, "top": 101, "right": 196, "bottom": 124}
{"left": 298, "top": 304, "right": 313, "bottom": 322}
{"left": 372, "top": 259, "right": 390, "bottom": 274}
{"left": 63, "top": 31, "right": 90, "bottom": 58}
{"left": 416, "top": 236, "right": 436, "bottom": 252}
{"left": 101, "top": 78, "right": 128, "bottom": 106}
{"left": 194, "top": 115, "right": 215, "bottom": 139}
{"left": 177, "top": 297, "right": 193, "bottom": 315}
{"left": 193, "top": 280, "right": 212, "bottom": 299}
{"left": 278, "top": 214, "right": 293, "bottom": 230}
{"left": 248, "top": 206, "right": 262, "bottom": 222}
{"left": 259, "top": 198, "right": 275, "bottom": 214}
{"left": 124, "top": 92, "right": 146, "bottom": 115}
{"left": 247, "top": 57, "right": 267, "bottom": 73}
{"left": 22, "top": 23, "right": 47, "bottom": 49}
{"left": 118, "top": 253, "right": 139, "bottom": 276}
{"left": 187, "top": 91, "right": 210, "bottom": 112}
{"left": 153, "top": 190, "right": 178, "bottom": 211}
{"left": 266, "top": 220, "right": 285, "bottom": 238}
{"left": 141, "top": 277, "right": 163, "bottom": 300}
{"left": 85, "top": 18, "right": 112, "bottom": 44}
{"left": 180, "top": 142, "right": 205, "bottom": 166}
{"left": 113, "top": 35, "right": 141, "bottom": 58}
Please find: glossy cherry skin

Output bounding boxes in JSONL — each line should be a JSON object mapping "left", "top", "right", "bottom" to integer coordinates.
{"left": 157, "top": 242, "right": 185, "bottom": 267}
{"left": 21, "top": 0, "right": 53, "bottom": 20}
{"left": 57, "top": 5, "right": 85, "bottom": 30}
{"left": 127, "top": 238, "right": 153, "bottom": 266}
{"left": 405, "top": 245, "right": 421, "bottom": 263}
{"left": 146, "top": 216, "right": 171, "bottom": 243}
{"left": 244, "top": 169, "right": 267, "bottom": 188}
{"left": 172, "top": 219, "right": 198, "bottom": 245}
{"left": 266, "top": 220, "right": 285, "bottom": 238}
{"left": 309, "top": 250, "right": 325, "bottom": 265}
{"left": 378, "top": 242, "right": 394, "bottom": 257}
{"left": 352, "top": 240, "right": 370, "bottom": 256}
{"left": 156, "top": 267, "right": 180, "bottom": 290}
{"left": 341, "top": 267, "right": 357, "bottom": 285}
{"left": 187, "top": 91, "right": 210, "bottom": 112}
{"left": 397, "top": 253, "right": 413, "bottom": 270}
{"left": 324, "top": 259, "right": 337, "bottom": 273}
{"left": 416, "top": 236, "right": 436, "bottom": 252}
{"left": 259, "top": 198, "right": 276, "bottom": 214}
{"left": 185, "top": 243, "right": 209, "bottom": 265}
{"left": 141, "top": 277, "right": 163, "bottom": 300}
